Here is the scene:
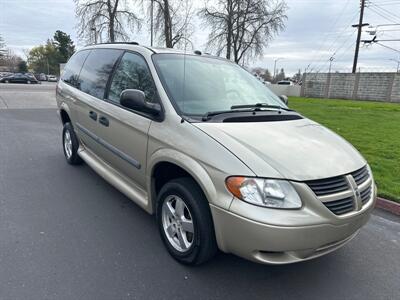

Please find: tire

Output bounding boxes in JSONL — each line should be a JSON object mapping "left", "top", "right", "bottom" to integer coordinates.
{"left": 156, "top": 177, "right": 217, "bottom": 265}
{"left": 5, "top": 80, "right": 9, "bottom": 83}
{"left": 27, "top": 80, "right": 31, "bottom": 84}
{"left": 62, "top": 122, "right": 83, "bottom": 165}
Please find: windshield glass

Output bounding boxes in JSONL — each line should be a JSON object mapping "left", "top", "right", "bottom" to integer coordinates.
{"left": 152, "top": 54, "right": 286, "bottom": 116}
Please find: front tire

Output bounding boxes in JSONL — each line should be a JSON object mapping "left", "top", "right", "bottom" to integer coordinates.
{"left": 62, "top": 122, "right": 83, "bottom": 165}
{"left": 157, "top": 178, "right": 217, "bottom": 265}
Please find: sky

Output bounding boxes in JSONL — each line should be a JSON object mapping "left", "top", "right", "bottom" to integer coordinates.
{"left": 1, "top": 0, "right": 400, "bottom": 75}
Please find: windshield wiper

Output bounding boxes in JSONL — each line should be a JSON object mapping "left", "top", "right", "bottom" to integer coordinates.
{"left": 201, "top": 103, "right": 293, "bottom": 121}
{"left": 230, "top": 103, "right": 292, "bottom": 111}
{"left": 201, "top": 109, "right": 256, "bottom": 121}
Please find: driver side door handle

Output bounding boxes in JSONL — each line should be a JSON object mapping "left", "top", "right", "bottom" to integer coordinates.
{"left": 89, "top": 111, "right": 97, "bottom": 121}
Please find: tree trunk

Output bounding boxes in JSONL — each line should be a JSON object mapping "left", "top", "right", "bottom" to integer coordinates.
{"left": 163, "top": 0, "right": 173, "bottom": 48}
{"left": 226, "top": 0, "right": 233, "bottom": 60}
{"left": 108, "top": 0, "right": 115, "bottom": 42}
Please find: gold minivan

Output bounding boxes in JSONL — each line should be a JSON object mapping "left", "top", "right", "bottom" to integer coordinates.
{"left": 57, "top": 43, "right": 376, "bottom": 265}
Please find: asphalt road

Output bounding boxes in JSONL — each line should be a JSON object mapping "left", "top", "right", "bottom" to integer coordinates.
{"left": 0, "top": 82, "right": 57, "bottom": 109}
{"left": 0, "top": 84, "right": 399, "bottom": 300}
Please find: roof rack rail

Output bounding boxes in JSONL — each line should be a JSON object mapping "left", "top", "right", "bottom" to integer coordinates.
{"left": 86, "top": 41, "right": 139, "bottom": 46}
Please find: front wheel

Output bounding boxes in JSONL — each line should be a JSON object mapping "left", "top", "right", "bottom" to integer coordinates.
{"left": 157, "top": 178, "right": 217, "bottom": 265}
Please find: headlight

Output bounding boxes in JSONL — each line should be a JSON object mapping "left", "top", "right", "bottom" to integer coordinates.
{"left": 226, "top": 177, "right": 302, "bottom": 209}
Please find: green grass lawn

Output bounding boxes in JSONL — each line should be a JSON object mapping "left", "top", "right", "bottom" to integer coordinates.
{"left": 289, "top": 96, "right": 400, "bottom": 203}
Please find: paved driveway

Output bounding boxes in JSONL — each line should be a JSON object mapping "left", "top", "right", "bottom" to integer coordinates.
{"left": 0, "top": 84, "right": 399, "bottom": 300}
{"left": 0, "top": 82, "right": 57, "bottom": 109}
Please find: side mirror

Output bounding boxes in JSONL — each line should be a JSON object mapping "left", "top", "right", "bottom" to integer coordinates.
{"left": 279, "top": 95, "right": 288, "bottom": 105}
{"left": 120, "top": 89, "right": 162, "bottom": 116}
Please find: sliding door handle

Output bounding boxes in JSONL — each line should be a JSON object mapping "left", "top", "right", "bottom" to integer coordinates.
{"left": 99, "top": 116, "right": 109, "bottom": 127}
{"left": 89, "top": 111, "right": 97, "bottom": 121}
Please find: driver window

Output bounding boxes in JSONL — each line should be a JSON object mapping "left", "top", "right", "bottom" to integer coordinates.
{"left": 108, "top": 52, "right": 158, "bottom": 104}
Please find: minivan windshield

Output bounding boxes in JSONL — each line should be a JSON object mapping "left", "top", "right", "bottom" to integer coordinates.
{"left": 152, "top": 54, "right": 286, "bottom": 116}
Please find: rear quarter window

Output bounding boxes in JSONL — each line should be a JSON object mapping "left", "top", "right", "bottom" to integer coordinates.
{"left": 61, "top": 50, "right": 90, "bottom": 87}
{"left": 78, "top": 49, "right": 123, "bottom": 99}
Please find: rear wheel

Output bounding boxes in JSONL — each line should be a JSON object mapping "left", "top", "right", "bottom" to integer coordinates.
{"left": 157, "top": 178, "right": 217, "bottom": 265}
{"left": 5, "top": 80, "right": 9, "bottom": 83}
{"left": 27, "top": 80, "right": 31, "bottom": 84}
{"left": 62, "top": 122, "right": 83, "bottom": 165}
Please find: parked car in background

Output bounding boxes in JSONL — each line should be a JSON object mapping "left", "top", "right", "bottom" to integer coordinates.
{"left": 277, "top": 80, "right": 293, "bottom": 85}
{"left": 0, "top": 73, "right": 39, "bottom": 84}
{"left": 0, "top": 72, "right": 13, "bottom": 79}
{"left": 35, "top": 73, "right": 48, "bottom": 81}
{"left": 47, "top": 75, "right": 58, "bottom": 82}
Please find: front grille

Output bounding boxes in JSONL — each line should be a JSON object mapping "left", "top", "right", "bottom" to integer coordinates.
{"left": 360, "top": 186, "right": 372, "bottom": 204}
{"left": 351, "top": 166, "right": 369, "bottom": 185}
{"left": 323, "top": 197, "right": 354, "bottom": 215}
{"left": 306, "top": 176, "right": 349, "bottom": 196}
{"left": 306, "top": 165, "right": 372, "bottom": 216}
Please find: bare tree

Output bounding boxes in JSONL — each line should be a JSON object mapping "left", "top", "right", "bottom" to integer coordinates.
{"left": 74, "top": 0, "right": 141, "bottom": 43}
{"left": 0, "top": 34, "right": 7, "bottom": 58}
{"left": 200, "top": 0, "right": 287, "bottom": 64}
{"left": 148, "top": 0, "right": 194, "bottom": 48}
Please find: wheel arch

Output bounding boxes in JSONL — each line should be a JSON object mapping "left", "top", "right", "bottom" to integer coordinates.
{"left": 147, "top": 149, "right": 217, "bottom": 215}
{"left": 59, "top": 102, "right": 72, "bottom": 125}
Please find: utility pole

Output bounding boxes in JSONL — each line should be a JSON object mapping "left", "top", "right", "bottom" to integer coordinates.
{"left": 91, "top": 27, "right": 97, "bottom": 44}
{"left": 352, "top": 0, "right": 369, "bottom": 73}
{"left": 150, "top": 0, "right": 154, "bottom": 47}
{"left": 390, "top": 58, "right": 400, "bottom": 72}
{"left": 329, "top": 56, "right": 335, "bottom": 74}
{"left": 273, "top": 58, "right": 283, "bottom": 82}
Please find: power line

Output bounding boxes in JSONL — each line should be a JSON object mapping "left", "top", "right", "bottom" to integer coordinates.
{"left": 368, "top": 3, "right": 400, "bottom": 23}
{"left": 306, "top": 0, "right": 354, "bottom": 70}
{"left": 308, "top": 11, "right": 359, "bottom": 72}
{"left": 376, "top": 42, "right": 400, "bottom": 53}
{"left": 367, "top": 7, "right": 399, "bottom": 27}
{"left": 372, "top": 4, "right": 400, "bottom": 22}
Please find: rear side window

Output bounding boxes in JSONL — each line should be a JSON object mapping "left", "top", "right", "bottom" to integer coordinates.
{"left": 61, "top": 50, "right": 90, "bottom": 87}
{"left": 78, "top": 49, "right": 123, "bottom": 99}
{"left": 108, "top": 52, "right": 158, "bottom": 104}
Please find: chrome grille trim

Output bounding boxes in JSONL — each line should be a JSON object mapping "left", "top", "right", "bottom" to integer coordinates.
{"left": 360, "top": 186, "right": 372, "bottom": 204}
{"left": 306, "top": 176, "right": 349, "bottom": 196}
{"left": 323, "top": 196, "right": 354, "bottom": 215}
{"left": 351, "top": 166, "right": 369, "bottom": 186}
{"left": 306, "top": 165, "right": 372, "bottom": 216}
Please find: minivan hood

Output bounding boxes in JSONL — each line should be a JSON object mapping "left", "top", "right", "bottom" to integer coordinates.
{"left": 194, "top": 118, "right": 366, "bottom": 181}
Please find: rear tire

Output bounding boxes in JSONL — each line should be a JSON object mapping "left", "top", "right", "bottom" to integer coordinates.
{"left": 156, "top": 177, "right": 217, "bottom": 265}
{"left": 62, "top": 122, "right": 83, "bottom": 165}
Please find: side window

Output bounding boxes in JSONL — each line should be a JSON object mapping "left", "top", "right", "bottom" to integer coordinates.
{"left": 108, "top": 52, "right": 158, "bottom": 104}
{"left": 78, "top": 49, "right": 123, "bottom": 99}
{"left": 61, "top": 50, "right": 90, "bottom": 88}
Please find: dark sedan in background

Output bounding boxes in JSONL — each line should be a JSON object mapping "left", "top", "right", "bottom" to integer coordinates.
{"left": 0, "top": 73, "right": 40, "bottom": 84}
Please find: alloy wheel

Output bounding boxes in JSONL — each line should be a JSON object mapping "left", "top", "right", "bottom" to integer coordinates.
{"left": 64, "top": 130, "right": 73, "bottom": 159}
{"left": 161, "top": 195, "right": 195, "bottom": 252}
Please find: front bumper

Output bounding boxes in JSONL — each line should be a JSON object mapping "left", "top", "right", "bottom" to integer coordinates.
{"left": 210, "top": 182, "right": 376, "bottom": 264}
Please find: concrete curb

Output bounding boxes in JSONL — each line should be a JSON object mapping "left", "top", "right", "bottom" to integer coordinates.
{"left": 376, "top": 197, "right": 400, "bottom": 216}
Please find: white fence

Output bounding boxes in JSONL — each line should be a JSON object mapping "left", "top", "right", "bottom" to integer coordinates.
{"left": 268, "top": 84, "right": 301, "bottom": 97}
